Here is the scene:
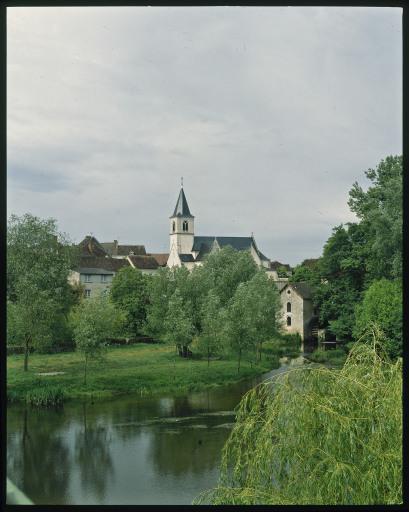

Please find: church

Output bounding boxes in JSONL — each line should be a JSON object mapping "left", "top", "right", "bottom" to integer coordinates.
{"left": 72, "top": 185, "right": 316, "bottom": 341}
{"left": 167, "top": 186, "right": 273, "bottom": 273}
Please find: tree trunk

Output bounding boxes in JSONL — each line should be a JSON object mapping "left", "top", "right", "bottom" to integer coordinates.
{"left": 23, "top": 336, "right": 30, "bottom": 372}
{"left": 258, "top": 342, "right": 262, "bottom": 362}
{"left": 84, "top": 354, "right": 88, "bottom": 385}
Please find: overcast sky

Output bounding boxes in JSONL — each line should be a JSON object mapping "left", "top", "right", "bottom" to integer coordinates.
{"left": 7, "top": 6, "right": 402, "bottom": 265}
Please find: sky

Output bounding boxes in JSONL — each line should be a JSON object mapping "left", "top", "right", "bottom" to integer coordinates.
{"left": 7, "top": 6, "right": 402, "bottom": 266}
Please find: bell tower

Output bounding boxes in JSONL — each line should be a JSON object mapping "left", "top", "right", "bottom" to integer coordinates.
{"left": 169, "top": 181, "right": 194, "bottom": 255}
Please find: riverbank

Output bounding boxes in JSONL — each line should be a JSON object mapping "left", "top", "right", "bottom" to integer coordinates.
{"left": 7, "top": 341, "right": 292, "bottom": 404}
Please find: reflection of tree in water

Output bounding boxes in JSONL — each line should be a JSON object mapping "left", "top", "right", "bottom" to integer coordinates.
{"left": 7, "top": 406, "right": 71, "bottom": 504}
{"left": 74, "top": 403, "right": 114, "bottom": 501}
{"left": 148, "top": 426, "right": 230, "bottom": 477}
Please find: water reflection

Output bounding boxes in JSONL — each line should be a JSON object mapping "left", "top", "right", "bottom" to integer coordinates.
{"left": 7, "top": 359, "right": 302, "bottom": 504}
{"left": 7, "top": 407, "right": 71, "bottom": 504}
{"left": 74, "top": 403, "right": 114, "bottom": 501}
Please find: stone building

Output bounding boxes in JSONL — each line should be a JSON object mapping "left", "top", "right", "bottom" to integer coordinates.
{"left": 279, "top": 282, "right": 317, "bottom": 341}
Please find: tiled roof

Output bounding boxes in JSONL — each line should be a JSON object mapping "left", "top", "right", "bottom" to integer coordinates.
{"left": 128, "top": 255, "right": 159, "bottom": 270}
{"left": 76, "top": 256, "right": 130, "bottom": 272}
{"left": 117, "top": 245, "right": 146, "bottom": 256}
{"left": 78, "top": 236, "right": 108, "bottom": 257}
{"left": 101, "top": 242, "right": 146, "bottom": 256}
{"left": 148, "top": 253, "right": 169, "bottom": 266}
{"left": 171, "top": 188, "right": 194, "bottom": 218}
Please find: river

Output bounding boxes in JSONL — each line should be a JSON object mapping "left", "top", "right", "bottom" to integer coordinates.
{"left": 7, "top": 356, "right": 305, "bottom": 505}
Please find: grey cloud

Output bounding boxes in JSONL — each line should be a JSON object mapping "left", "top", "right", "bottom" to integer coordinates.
{"left": 7, "top": 6, "right": 402, "bottom": 266}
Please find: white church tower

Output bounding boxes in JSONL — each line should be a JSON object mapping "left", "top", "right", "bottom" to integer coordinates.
{"left": 169, "top": 184, "right": 195, "bottom": 255}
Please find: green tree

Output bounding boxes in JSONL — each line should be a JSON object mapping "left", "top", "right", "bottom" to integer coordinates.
{"left": 145, "top": 267, "right": 177, "bottom": 338}
{"left": 163, "top": 289, "right": 194, "bottom": 357}
{"left": 201, "top": 246, "right": 258, "bottom": 306}
{"left": 7, "top": 282, "right": 60, "bottom": 370}
{"left": 71, "top": 295, "right": 125, "bottom": 384}
{"left": 110, "top": 267, "right": 148, "bottom": 337}
{"left": 224, "top": 282, "right": 257, "bottom": 372}
{"left": 348, "top": 155, "right": 402, "bottom": 280}
{"left": 197, "top": 290, "right": 223, "bottom": 365}
{"left": 244, "top": 271, "right": 281, "bottom": 361}
{"left": 196, "top": 331, "right": 402, "bottom": 505}
{"left": 354, "top": 279, "right": 402, "bottom": 359}
{"left": 7, "top": 214, "right": 79, "bottom": 361}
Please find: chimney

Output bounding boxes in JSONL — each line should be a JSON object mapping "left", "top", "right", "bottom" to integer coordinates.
{"left": 114, "top": 239, "right": 118, "bottom": 256}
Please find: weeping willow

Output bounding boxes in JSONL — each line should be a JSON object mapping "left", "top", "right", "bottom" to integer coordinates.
{"left": 195, "top": 327, "right": 402, "bottom": 505}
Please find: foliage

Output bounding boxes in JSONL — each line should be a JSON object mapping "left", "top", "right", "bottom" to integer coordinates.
{"left": 354, "top": 279, "right": 402, "bottom": 359}
{"left": 110, "top": 267, "right": 148, "bottom": 337}
{"left": 163, "top": 288, "right": 195, "bottom": 356}
{"left": 7, "top": 213, "right": 79, "bottom": 365}
{"left": 196, "top": 328, "right": 402, "bottom": 505}
{"left": 223, "top": 272, "right": 280, "bottom": 371}
{"left": 348, "top": 155, "right": 402, "bottom": 280}
{"left": 25, "top": 385, "right": 65, "bottom": 407}
{"left": 70, "top": 295, "right": 125, "bottom": 384}
{"left": 197, "top": 290, "right": 223, "bottom": 364}
{"left": 201, "top": 246, "right": 258, "bottom": 306}
{"left": 145, "top": 267, "right": 177, "bottom": 338}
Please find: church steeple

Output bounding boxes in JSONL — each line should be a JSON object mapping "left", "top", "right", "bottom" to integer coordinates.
{"left": 169, "top": 184, "right": 195, "bottom": 254}
{"left": 170, "top": 187, "right": 194, "bottom": 218}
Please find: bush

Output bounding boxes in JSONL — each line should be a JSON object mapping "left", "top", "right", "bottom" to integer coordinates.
{"left": 354, "top": 279, "right": 402, "bottom": 358}
{"left": 195, "top": 329, "right": 402, "bottom": 505}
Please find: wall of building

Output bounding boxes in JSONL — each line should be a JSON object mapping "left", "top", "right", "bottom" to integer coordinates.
{"left": 80, "top": 273, "right": 114, "bottom": 298}
{"left": 280, "top": 287, "right": 304, "bottom": 338}
{"left": 169, "top": 216, "right": 194, "bottom": 254}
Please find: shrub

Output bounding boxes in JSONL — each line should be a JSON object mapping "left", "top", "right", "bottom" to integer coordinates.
{"left": 195, "top": 328, "right": 402, "bottom": 505}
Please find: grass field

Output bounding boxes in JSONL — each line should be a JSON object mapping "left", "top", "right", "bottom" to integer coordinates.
{"left": 7, "top": 341, "right": 290, "bottom": 404}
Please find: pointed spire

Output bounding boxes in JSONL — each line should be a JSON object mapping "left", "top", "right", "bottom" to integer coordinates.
{"left": 170, "top": 187, "right": 194, "bottom": 218}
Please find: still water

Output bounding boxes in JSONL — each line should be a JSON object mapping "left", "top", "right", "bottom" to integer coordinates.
{"left": 7, "top": 358, "right": 303, "bottom": 505}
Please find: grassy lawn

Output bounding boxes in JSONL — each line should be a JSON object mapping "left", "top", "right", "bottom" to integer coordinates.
{"left": 7, "top": 342, "right": 287, "bottom": 404}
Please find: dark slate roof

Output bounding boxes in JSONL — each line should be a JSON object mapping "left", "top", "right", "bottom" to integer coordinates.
{"left": 148, "top": 253, "right": 169, "bottom": 267}
{"left": 192, "top": 236, "right": 254, "bottom": 253}
{"left": 274, "top": 280, "right": 289, "bottom": 292}
{"left": 78, "top": 236, "right": 108, "bottom": 257}
{"left": 101, "top": 242, "right": 146, "bottom": 256}
{"left": 76, "top": 256, "right": 130, "bottom": 272}
{"left": 179, "top": 254, "right": 195, "bottom": 262}
{"left": 280, "top": 282, "right": 312, "bottom": 299}
{"left": 171, "top": 188, "right": 194, "bottom": 218}
{"left": 128, "top": 255, "right": 159, "bottom": 270}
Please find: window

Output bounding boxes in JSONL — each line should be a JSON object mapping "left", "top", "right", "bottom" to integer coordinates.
{"left": 183, "top": 220, "right": 188, "bottom": 232}
{"left": 172, "top": 221, "right": 176, "bottom": 232}
{"left": 287, "top": 289, "right": 291, "bottom": 295}
{"left": 287, "top": 302, "right": 291, "bottom": 312}
{"left": 286, "top": 316, "right": 291, "bottom": 326}
{"left": 85, "top": 289, "right": 91, "bottom": 298}
{"left": 101, "top": 274, "right": 108, "bottom": 283}
{"left": 84, "top": 274, "right": 92, "bottom": 283}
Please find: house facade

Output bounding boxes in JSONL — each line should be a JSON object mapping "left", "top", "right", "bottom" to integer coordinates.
{"left": 279, "top": 282, "right": 317, "bottom": 341}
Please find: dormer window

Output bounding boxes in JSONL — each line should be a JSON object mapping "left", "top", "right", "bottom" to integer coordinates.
{"left": 183, "top": 220, "right": 188, "bottom": 232}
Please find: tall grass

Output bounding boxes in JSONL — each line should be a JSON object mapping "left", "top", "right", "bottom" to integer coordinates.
{"left": 25, "top": 385, "right": 65, "bottom": 407}
{"left": 195, "top": 327, "right": 402, "bottom": 505}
